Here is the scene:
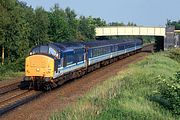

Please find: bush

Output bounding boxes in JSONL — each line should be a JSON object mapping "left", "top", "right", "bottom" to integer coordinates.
{"left": 0, "top": 58, "right": 24, "bottom": 81}
{"left": 155, "top": 71, "right": 180, "bottom": 115}
{"left": 166, "top": 48, "right": 180, "bottom": 63}
{"left": 0, "top": 58, "right": 25, "bottom": 73}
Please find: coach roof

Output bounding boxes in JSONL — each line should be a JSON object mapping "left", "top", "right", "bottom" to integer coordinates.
{"left": 81, "top": 38, "right": 142, "bottom": 48}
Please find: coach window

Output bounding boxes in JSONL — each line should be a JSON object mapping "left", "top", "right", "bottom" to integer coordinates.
{"left": 119, "top": 45, "right": 124, "bottom": 50}
{"left": 112, "top": 46, "right": 115, "bottom": 52}
{"left": 114, "top": 45, "right": 118, "bottom": 51}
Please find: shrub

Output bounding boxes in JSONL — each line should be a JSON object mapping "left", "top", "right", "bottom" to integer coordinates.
{"left": 155, "top": 71, "right": 180, "bottom": 115}
{"left": 166, "top": 48, "right": 180, "bottom": 63}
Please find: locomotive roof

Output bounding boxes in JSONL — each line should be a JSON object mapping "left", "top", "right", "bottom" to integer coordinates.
{"left": 49, "top": 42, "right": 85, "bottom": 52}
{"left": 81, "top": 38, "right": 142, "bottom": 48}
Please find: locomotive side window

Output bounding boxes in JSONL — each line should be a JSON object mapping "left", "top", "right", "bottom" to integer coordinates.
{"left": 75, "top": 49, "right": 84, "bottom": 63}
{"left": 64, "top": 54, "right": 74, "bottom": 66}
{"left": 92, "top": 48, "right": 98, "bottom": 57}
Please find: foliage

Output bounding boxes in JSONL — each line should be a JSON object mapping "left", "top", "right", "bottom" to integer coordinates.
{"left": 0, "top": 1, "right": 106, "bottom": 70}
{"left": 166, "top": 48, "right": 180, "bottom": 63}
{"left": 78, "top": 16, "right": 96, "bottom": 40}
{"left": 0, "top": 62, "right": 24, "bottom": 81}
{"left": 50, "top": 51, "right": 180, "bottom": 120}
{"left": 155, "top": 71, "right": 180, "bottom": 115}
{"left": 108, "top": 21, "right": 136, "bottom": 26}
{"left": 142, "top": 36, "right": 155, "bottom": 44}
{"left": 166, "top": 19, "right": 180, "bottom": 30}
{"left": 31, "top": 7, "right": 49, "bottom": 45}
{"left": 48, "top": 4, "right": 70, "bottom": 42}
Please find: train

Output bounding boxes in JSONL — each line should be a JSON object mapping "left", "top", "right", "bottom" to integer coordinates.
{"left": 24, "top": 38, "right": 143, "bottom": 90}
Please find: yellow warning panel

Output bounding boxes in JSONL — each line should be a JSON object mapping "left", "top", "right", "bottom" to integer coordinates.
{"left": 25, "top": 55, "right": 54, "bottom": 78}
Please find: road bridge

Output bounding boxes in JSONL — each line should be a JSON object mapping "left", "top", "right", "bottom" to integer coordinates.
{"left": 96, "top": 26, "right": 166, "bottom": 37}
{"left": 95, "top": 26, "right": 180, "bottom": 50}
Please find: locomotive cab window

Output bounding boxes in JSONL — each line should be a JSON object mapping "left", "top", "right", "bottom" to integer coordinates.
{"left": 30, "top": 47, "right": 40, "bottom": 55}
{"left": 40, "top": 46, "right": 48, "bottom": 54}
{"left": 49, "top": 47, "right": 58, "bottom": 58}
{"left": 30, "top": 45, "right": 59, "bottom": 58}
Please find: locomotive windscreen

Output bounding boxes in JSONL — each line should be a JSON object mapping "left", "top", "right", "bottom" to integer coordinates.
{"left": 30, "top": 45, "right": 59, "bottom": 58}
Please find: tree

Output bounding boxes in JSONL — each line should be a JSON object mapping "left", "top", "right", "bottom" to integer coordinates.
{"left": 0, "top": 2, "right": 11, "bottom": 64}
{"left": 0, "top": 0, "right": 31, "bottom": 64}
{"left": 48, "top": 4, "right": 70, "bottom": 42}
{"left": 93, "top": 17, "right": 106, "bottom": 27}
{"left": 31, "top": 7, "right": 49, "bottom": 45}
{"left": 109, "top": 22, "right": 124, "bottom": 26}
{"left": 127, "top": 22, "right": 137, "bottom": 26}
{"left": 0, "top": 0, "right": 17, "bottom": 64}
{"left": 166, "top": 19, "right": 180, "bottom": 30}
{"left": 65, "top": 7, "right": 78, "bottom": 40}
{"left": 78, "top": 16, "right": 96, "bottom": 40}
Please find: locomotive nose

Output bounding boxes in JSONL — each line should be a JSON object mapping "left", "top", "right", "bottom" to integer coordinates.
{"left": 25, "top": 55, "right": 54, "bottom": 78}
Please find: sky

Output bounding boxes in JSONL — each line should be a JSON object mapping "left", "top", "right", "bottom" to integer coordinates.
{"left": 20, "top": 0, "right": 180, "bottom": 26}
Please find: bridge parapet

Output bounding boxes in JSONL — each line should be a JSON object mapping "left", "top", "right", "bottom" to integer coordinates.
{"left": 96, "top": 26, "right": 166, "bottom": 37}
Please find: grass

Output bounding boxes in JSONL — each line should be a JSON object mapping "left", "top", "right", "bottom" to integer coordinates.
{"left": 0, "top": 71, "right": 23, "bottom": 81}
{"left": 50, "top": 51, "right": 180, "bottom": 120}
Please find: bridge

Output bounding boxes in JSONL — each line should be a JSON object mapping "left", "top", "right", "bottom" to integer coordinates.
{"left": 95, "top": 26, "right": 180, "bottom": 50}
{"left": 96, "top": 26, "right": 166, "bottom": 37}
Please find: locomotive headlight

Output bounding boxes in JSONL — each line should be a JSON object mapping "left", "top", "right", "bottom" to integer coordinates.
{"left": 36, "top": 68, "right": 40, "bottom": 72}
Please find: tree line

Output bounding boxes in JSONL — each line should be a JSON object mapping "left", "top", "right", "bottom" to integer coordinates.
{"left": 0, "top": 0, "right": 107, "bottom": 65}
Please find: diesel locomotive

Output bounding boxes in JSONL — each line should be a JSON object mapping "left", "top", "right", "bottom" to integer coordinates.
{"left": 24, "top": 39, "right": 143, "bottom": 90}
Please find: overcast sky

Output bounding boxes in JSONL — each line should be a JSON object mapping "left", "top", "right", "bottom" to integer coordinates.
{"left": 20, "top": 0, "right": 180, "bottom": 26}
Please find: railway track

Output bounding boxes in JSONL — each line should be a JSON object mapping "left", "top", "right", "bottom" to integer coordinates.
{"left": 0, "top": 82, "right": 20, "bottom": 95}
{"left": 0, "top": 90, "right": 43, "bottom": 115}
{"left": 142, "top": 43, "right": 155, "bottom": 52}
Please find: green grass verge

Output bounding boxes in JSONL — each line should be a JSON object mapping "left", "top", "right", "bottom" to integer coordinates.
{"left": 50, "top": 50, "right": 180, "bottom": 120}
{"left": 0, "top": 71, "right": 24, "bottom": 81}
